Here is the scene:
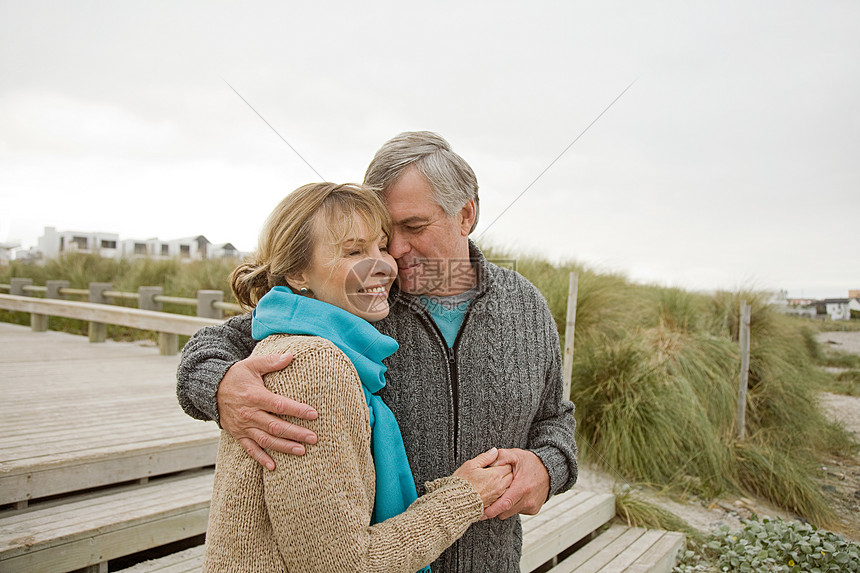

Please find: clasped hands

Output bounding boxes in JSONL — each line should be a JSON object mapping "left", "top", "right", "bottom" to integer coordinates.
{"left": 217, "top": 354, "right": 550, "bottom": 519}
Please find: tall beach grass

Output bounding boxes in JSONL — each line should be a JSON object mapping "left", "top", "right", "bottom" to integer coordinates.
{"left": 483, "top": 245, "right": 857, "bottom": 527}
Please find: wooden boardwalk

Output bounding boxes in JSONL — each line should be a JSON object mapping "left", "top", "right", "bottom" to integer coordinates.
{"left": 0, "top": 322, "right": 220, "bottom": 508}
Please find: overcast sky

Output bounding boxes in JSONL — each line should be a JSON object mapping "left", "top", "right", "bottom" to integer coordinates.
{"left": 2, "top": 1, "right": 858, "bottom": 299}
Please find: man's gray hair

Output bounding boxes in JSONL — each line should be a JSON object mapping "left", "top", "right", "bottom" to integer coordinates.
{"left": 363, "top": 131, "right": 480, "bottom": 232}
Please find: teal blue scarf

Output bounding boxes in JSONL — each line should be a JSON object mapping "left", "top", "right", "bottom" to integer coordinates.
{"left": 251, "top": 287, "right": 422, "bottom": 528}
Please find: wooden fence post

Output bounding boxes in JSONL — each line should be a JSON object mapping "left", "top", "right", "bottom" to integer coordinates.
{"left": 46, "top": 280, "right": 70, "bottom": 300}
{"left": 9, "top": 278, "right": 32, "bottom": 296}
{"left": 158, "top": 333, "right": 179, "bottom": 356}
{"left": 138, "top": 287, "right": 163, "bottom": 311}
{"left": 197, "top": 290, "right": 224, "bottom": 319}
{"left": 736, "top": 301, "right": 752, "bottom": 441}
{"left": 40, "top": 280, "right": 70, "bottom": 333}
{"left": 88, "top": 283, "right": 112, "bottom": 343}
{"left": 562, "top": 272, "right": 579, "bottom": 400}
{"left": 11, "top": 278, "right": 49, "bottom": 332}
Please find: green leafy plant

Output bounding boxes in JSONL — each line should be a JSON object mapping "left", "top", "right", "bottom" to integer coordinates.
{"left": 674, "top": 517, "right": 860, "bottom": 572}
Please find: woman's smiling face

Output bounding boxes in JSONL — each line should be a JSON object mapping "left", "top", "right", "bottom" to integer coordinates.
{"left": 293, "top": 211, "right": 397, "bottom": 323}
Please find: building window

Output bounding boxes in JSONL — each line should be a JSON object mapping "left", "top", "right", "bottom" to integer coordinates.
{"left": 161, "top": 244, "right": 169, "bottom": 256}
{"left": 180, "top": 245, "right": 191, "bottom": 257}
{"left": 72, "top": 236, "right": 88, "bottom": 249}
{"left": 101, "top": 240, "right": 117, "bottom": 249}
{"left": 134, "top": 243, "right": 147, "bottom": 255}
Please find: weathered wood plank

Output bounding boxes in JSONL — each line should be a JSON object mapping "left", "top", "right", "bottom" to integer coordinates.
{"left": 599, "top": 529, "right": 666, "bottom": 572}
{"left": 558, "top": 527, "right": 647, "bottom": 573}
{"left": 0, "top": 323, "right": 220, "bottom": 505}
{"left": 521, "top": 489, "right": 594, "bottom": 529}
{"left": 522, "top": 491, "right": 605, "bottom": 537}
{"left": 0, "top": 472, "right": 211, "bottom": 536}
{"left": 521, "top": 488, "right": 589, "bottom": 525}
{"left": 623, "top": 531, "right": 685, "bottom": 573}
{"left": 0, "top": 471, "right": 213, "bottom": 573}
{"left": 519, "top": 491, "right": 616, "bottom": 572}
{"left": 0, "top": 440, "right": 217, "bottom": 505}
{"left": 119, "top": 545, "right": 205, "bottom": 573}
{"left": 2, "top": 509, "right": 209, "bottom": 573}
{"left": 550, "top": 524, "right": 630, "bottom": 573}
{"left": 0, "top": 294, "right": 223, "bottom": 336}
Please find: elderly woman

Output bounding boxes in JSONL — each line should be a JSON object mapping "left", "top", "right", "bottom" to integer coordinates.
{"left": 202, "top": 183, "right": 512, "bottom": 573}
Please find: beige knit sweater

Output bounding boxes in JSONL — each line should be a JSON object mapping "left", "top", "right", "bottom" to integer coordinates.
{"left": 202, "top": 334, "right": 485, "bottom": 573}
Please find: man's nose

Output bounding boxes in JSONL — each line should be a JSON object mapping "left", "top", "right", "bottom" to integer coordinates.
{"left": 388, "top": 229, "right": 409, "bottom": 259}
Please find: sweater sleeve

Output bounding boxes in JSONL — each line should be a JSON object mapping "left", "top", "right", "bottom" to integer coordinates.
{"left": 175, "top": 314, "right": 256, "bottom": 424}
{"left": 259, "top": 337, "right": 484, "bottom": 573}
{"left": 527, "top": 294, "right": 579, "bottom": 498}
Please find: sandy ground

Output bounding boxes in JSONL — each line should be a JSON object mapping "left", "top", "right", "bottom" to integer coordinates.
{"left": 576, "top": 330, "right": 860, "bottom": 541}
{"left": 817, "top": 330, "right": 860, "bottom": 356}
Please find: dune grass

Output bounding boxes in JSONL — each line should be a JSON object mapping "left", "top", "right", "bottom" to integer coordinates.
{"left": 483, "top": 245, "right": 858, "bottom": 528}
{"left": 823, "top": 369, "right": 860, "bottom": 396}
{"left": 613, "top": 486, "right": 704, "bottom": 542}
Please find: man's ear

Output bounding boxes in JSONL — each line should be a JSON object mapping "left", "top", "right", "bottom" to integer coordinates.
{"left": 458, "top": 199, "right": 477, "bottom": 237}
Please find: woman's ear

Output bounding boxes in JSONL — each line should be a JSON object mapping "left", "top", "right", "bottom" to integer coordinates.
{"left": 285, "top": 272, "right": 311, "bottom": 294}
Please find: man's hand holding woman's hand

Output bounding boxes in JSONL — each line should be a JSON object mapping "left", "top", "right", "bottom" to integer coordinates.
{"left": 483, "top": 448, "right": 550, "bottom": 520}
{"left": 453, "top": 448, "right": 514, "bottom": 509}
{"left": 216, "top": 354, "right": 319, "bottom": 471}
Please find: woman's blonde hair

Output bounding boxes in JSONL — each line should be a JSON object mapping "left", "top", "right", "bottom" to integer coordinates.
{"left": 230, "top": 183, "right": 391, "bottom": 310}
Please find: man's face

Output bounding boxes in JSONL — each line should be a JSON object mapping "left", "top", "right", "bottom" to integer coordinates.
{"left": 383, "top": 166, "right": 475, "bottom": 296}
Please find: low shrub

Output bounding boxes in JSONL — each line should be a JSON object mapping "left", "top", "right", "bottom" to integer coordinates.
{"left": 674, "top": 516, "right": 860, "bottom": 572}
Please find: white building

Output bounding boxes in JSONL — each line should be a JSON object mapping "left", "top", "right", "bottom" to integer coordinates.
{"left": 782, "top": 305, "right": 817, "bottom": 319}
{"left": 119, "top": 235, "right": 214, "bottom": 260}
{"left": 37, "top": 227, "right": 119, "bottom": 259}
{"left": 210, "top": 242, "right": 240, "bottom": 259}
{"left": 118, "top": 238, "right": 163, "bottom": 258}
{"left": 821, "top": 299, "right": 852, "bottom": 321}
{"left": 0, "top": 242, "right": 20, "bottom": 265}
{"left": 34, "top": 227, "right": 240, "bottom": 261}
{"left": 768, "top": 289, "right": 789, "bottom": 309}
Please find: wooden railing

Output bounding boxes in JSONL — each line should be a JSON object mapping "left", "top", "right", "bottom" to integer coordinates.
{"left": 0, "top": 278, "right": 243, "bottom": 355}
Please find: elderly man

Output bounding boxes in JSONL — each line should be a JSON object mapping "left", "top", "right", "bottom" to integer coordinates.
{"left": 177, "top": 131, "right": 577, "bottom": 573}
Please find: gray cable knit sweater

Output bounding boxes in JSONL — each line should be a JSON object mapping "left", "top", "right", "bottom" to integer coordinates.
{"left": 177, "top": 242, "right": 578, "bottom": 573}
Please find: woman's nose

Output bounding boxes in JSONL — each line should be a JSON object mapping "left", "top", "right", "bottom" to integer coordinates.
{"left": 371, "top": 254, "right": 396, "bottom": 278}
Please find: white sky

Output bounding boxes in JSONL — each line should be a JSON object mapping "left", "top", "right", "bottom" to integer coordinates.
{"left": 1, "top": 1, "right": 858, "bottom": 299}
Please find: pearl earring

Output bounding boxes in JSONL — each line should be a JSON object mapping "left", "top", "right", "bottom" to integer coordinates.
{"left": 299, "top": 287, "right": 309, "bottom": 295}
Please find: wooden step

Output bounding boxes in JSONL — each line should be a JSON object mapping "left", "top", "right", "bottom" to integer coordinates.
{"left": 0, "top": 470, "right": 213, "bottom": 573}
{"left": 118, "top": 545, "right": 205, "bottom": 573}
{"left": 0, "top": 323, "right": 220, "bottom": 507}
{"left": 547, "top": 524, "right": 685, "bottom": 573}
{"left": 520, "top": 490, "right": 616, "bottom": 572}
